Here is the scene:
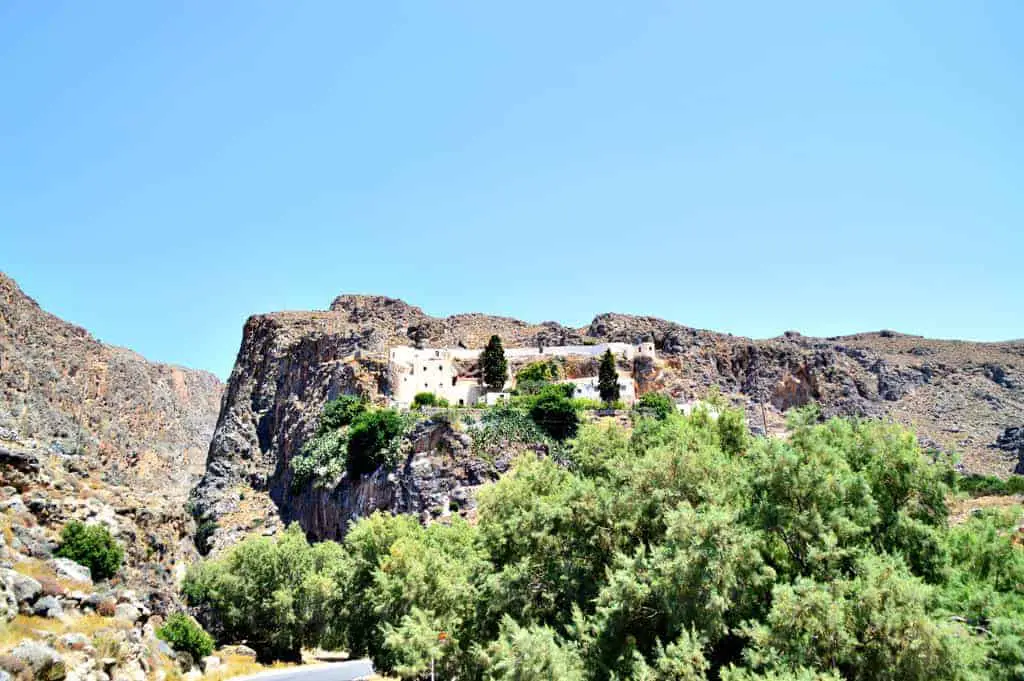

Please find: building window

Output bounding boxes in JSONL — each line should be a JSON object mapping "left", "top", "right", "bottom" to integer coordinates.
{"left": 452, "top": 377, "right": 457, "bottom": 386}
{"left": 438, "top": 365, "right": 443, "bottom": 371}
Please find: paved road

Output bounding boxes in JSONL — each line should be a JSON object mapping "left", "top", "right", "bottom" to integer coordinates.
{"left": 239, "top": 661, "right": 375, "bottom": 681}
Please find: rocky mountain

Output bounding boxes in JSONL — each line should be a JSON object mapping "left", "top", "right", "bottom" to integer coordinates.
{"left": 0, "top": 273, "right": 225, "bottom": 681}
{"left": 191, "top": 294, "right": 1024, "bottom": 552}
{"left": 0, "top": 273, "right": 223, "bottom": 495}
{"left": 0, "top": 271, "right": 224, "bottom": 597}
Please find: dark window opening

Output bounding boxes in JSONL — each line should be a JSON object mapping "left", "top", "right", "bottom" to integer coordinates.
{"left": 452, "top": 377, "right": 457, "bottom": 386}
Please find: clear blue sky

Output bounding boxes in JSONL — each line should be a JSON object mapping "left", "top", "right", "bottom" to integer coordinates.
{"left": 2, "top": 1, "right": 1021, "bottom": 379}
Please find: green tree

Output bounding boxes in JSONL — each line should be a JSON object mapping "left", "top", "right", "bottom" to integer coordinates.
{"left": 598, "top": 349, "right": 620, "bottom": 404}
{"left": 182, "top": 524, "right": 344, "bottom": 662}
{"left": 479, "top": 616, "right": 586, "bottom": 681}
{"left": 55, "top": 521, "right": 124, "bottom": 580}
{"left": 481, "top": 335, "right": 508, "bottom": 392}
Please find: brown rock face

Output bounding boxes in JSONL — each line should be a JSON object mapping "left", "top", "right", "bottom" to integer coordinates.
{"left": 193, "top": 294, "right": 1024, "bottom": 551}
{"left": 0, "top": 273, "right": 223, "bottom": 495}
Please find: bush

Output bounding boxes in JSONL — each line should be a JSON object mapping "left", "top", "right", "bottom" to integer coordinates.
{"left": 957, "top": 474, "right": 1024, "bottom": 497}
{"left": 55, "top": 521, "right": 123, "bottom": 580}
{"left": 194, "top": 520, "right": 219, "bottom": 556}
{"left": 346, "top": 409, "right": 407, "bottom": 477}
{"left": 516, "top": 361, "right": 562, "bottom": 385}
{"left": 318, "top": 395, "right": 367, "bottom": 434}
{"left": 412, "top": 392, "right": 449, "bottom": 409}
{"left": 529, "top": 389, "right": 579, "bottom": 441}
{"left": 157, "top": 613, "right": 215, "bottom": 661}
{"left": 634, "top": 392, "right": 675, "bottom": 420}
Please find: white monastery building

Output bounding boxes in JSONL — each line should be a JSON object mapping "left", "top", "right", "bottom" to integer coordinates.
{"left": 388, "top": 341, "right": 655, "bottom": 407}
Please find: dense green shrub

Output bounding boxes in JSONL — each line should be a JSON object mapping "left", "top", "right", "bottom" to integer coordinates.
{"left": 318, "top": 394, "right": 367, "bottom": 434}
{"left": 291, "top": 398, "right": 406, "bottom": 487}
{"left": 529, "top": 388, "right": 580, "bottom": 441}
{"left": 55, "top": 521, "right": 123, "bottom": 580}
{"left": 157, "top": 613, "right": 214, "bottom": 661}
{"left": 634, "top": 392, "right": 676, "bottom": 420}
{"left": 346, "top": 409, "right": 406, "bottom": 477}
{"left": 412, "top": 392, "right": 449, "bottom": 409}
{"left": 469, "top": 405, "right": 549, "bottom": 456}
{"left": 194, "top": 520, "right": 219, "bottom": 556}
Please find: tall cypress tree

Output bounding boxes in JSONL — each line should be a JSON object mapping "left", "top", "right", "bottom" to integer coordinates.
{"left": 481, "top": 335, "right": 508, "bottom": 392}
{"left": 598, "top": 349, "right": 621, "bottom": 404}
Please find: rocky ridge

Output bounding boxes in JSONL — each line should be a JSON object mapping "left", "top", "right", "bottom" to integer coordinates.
{"left": 191, "top": 294, "right": 1024, "bottom": 551}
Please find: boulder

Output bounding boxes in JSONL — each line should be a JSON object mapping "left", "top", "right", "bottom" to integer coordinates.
{"left": 0, "top": 449, "right": 40, "bottom": 474}
{"left": 199, "top": 656, "right": 221, "bottom": 673}
{"left": 219, "top": 644, "right": 257, "bottom": 660}
{"left": 47, "top": 559, "right": 91, "bottom": 585}
{"left": 173, "top": 652, "right": 194, "bottom": 672}
{"left": 32, "top": 595, "right": 63, "bottom": 618}
{"left": 0, "top": 569, "right": 41, "bottom": 605}
{"left": 0, "top": 575, "right": 18, "bottom": 622}
{"left": 10, "top": 641, "right": 66, "bottom": 681}
{"left": 113, "top": 603, "right": 140, "bottom": 623}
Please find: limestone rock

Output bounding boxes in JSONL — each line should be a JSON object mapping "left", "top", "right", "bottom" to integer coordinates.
{"left": 11, "top": 641, "right": 66, "bottom": 681}
{"left": 113, "top": 603, "right": 140, "bottom": 623}
{"left": 47, "top": 559, "right": 91, "bottom": 585}
{"left": 1, "top": 569, "right": 41, "bottom": 605}
{"left": 219, "top": 645, "right": 256, "bottom": 660}
{"left": 32, "top": 595, "right": 62, "bottom": 618}
{"left": 199, "top": 656, "right": 221, "bottom": 673}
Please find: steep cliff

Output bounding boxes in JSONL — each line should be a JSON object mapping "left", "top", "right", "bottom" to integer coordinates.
{"left": 192, "top": 294, "right": 1024, "bottom": 551}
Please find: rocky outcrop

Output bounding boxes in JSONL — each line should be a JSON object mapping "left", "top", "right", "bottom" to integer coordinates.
{"left": 278, "top": 419, "right": 514, "bottom": 544}
{"left": 193, "top": 294, "right": 1024, "bottom": 550}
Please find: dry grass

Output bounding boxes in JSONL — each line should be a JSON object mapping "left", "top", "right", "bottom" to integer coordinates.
{"left": 948, "top": 495, "right": 1024, "bottom": 525}
{"left": 0, "top": 615, "right": 130, "bottom": 651}
{"left": 203, "top": 655, "right": 293, "bottom": 681}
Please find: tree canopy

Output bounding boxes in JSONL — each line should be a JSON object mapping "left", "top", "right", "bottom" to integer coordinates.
{"left": 186, "top": 406, "right": 1024, "bottom": 680}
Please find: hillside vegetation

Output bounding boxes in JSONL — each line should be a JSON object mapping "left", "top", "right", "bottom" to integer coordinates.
{"left": 183, "top": 406, "right": 1024, "bottom": 680}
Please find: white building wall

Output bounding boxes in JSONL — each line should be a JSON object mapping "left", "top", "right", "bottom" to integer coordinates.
{"left": 388, "top": 342, "right": 654, "bottom": 407}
